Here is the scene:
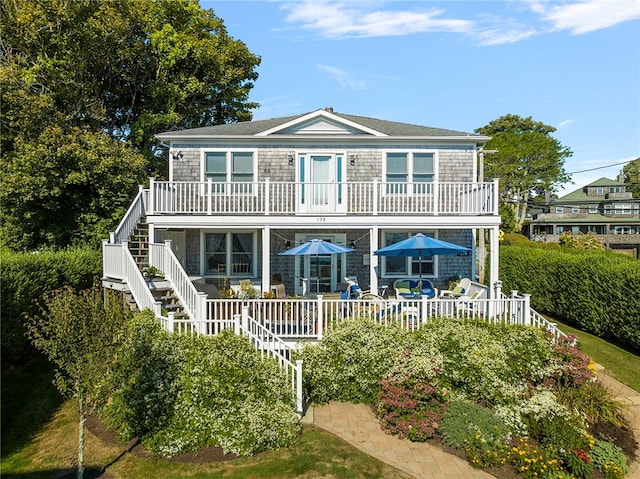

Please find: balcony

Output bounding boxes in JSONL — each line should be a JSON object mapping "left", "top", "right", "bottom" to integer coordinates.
{"left": 146, "top": 179, "right": 498, "bottom": 216}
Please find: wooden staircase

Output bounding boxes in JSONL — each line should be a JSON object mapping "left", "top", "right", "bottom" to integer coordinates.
{"left": 124, "top": 219, "right": 189, "bottom": 319}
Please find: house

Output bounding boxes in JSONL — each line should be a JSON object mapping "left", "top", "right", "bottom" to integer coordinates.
{"left": 103, "top": 107, "right": 559, "bottom": 412}
{"left": 525, "top": 176, "right": 640, "bottom": 258}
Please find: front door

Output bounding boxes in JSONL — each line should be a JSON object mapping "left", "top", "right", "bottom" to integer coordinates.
{"left": 294, "top": 234, "right": 348, "bottom": 295}
{"left": 297, "top": 153, "right": 346, "bottom": 214}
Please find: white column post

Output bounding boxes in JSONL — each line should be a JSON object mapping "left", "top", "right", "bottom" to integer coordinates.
{"left": 264, "top": 178, "right": 270, "bottom": 215}
{"left": 523, "top": 293, "right": 531, "bottom": 326}
{"left": 433, "top": 179, "right": 439, "bottom": 216}
{"left": 166, "top": 312, "right": 175, "bottom": 334}
{"left": 296, "top": 359, "right": 304, "bottom": 415}
{"left": 316, "top": 294, "right": 324, "bottom": 340}
{"left": 262, "top": 226, "right": 271, "bottom": 291}
{"left": 372, "top": 178, "right": 378, "bottom": 215}
{"left": 370, "top": 226, "right": 379, "bottom": 294}
{"left": 489, "top": 226, "right": 499, "bottom": 295}
{"left": 242, "top": 305, "right": 250, "bottom": 332}
{"left": 148, "top": 177, "right": 155, "bottom": 215}
{"left": 207, "top": 178, "right": 212, "bottom": 215}
{"left": 197, "top": 292, "right": 207, "bottom": 334}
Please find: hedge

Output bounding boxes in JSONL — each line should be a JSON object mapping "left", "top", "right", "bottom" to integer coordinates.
{"left": 500, "top": 246, "right": 640, "bottom": 353}
{"left": 0, "top": 247, "right": 102, "bottom": 363}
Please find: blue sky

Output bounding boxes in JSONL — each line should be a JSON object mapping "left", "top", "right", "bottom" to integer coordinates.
{"left": 204, "top": 0, "right": 639, "bottom": 196}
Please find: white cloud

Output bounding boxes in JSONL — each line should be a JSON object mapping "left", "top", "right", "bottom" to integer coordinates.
{"left": 281, "top": 1, "right": 472, "bottom": 39}
{"left": 317, "top": 64, "right": 368, "bottom": 90}
{"left": 473, "top": 27, "right": 538, "bottom": 46}
{"left": 557, "top": 119, "right": 576, "bottom": 129}
{"left": 531, "top": 0, "right": 640, "bottom": 34}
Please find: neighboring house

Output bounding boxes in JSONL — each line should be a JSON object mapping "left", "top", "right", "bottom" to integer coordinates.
{"left": 146, "top": 107, "right": 500, "bottom": 295}
{"left": 525, "top": 176, "right": 640, "bottom": 258}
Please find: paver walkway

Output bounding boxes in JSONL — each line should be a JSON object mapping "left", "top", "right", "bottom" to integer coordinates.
{"left": 304, "top": 372, "right": 640, "bottom": 479}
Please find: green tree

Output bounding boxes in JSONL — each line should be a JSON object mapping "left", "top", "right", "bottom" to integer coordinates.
{"left": 0, "top": 0, "right": 260, "bottom": 250}
{"left": 622, "top": 157, "right": 640, "bottom": 197}
{"left": 0, "top": 127, "right": 147, "bottom": 250}
{"left": 26, "top": 282, "right": 128, "bottom": 479}
{"left": 476, "top": 114, "right": 572, "bottom": 232}
{"left": 1, "top": 0, "right": 260, "bottom": 159}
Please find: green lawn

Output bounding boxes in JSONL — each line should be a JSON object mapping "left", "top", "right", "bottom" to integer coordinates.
{"left": 550, "top": 318, "right": 640, "bottom": 392}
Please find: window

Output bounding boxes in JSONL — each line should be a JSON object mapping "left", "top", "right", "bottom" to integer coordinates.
{"left": 555, "top": 206, "right": 564, "bottom": 213}
{"left": 572, "top": 206, "right": 581, "bottom": 213}
{"left": 385, "top": 152, "right": 434, "bottom": 194}
{"left": 382, "top": 232, "right": 434, "bottom": 277}
{"left": 596, "top": 187, "right": 604, "bottom": 195}
{"left": 588, "top": 205, "right": 598, "bottom": 213}
{"left": 205, "top": 232, "right": 255, "bottom": 276}
{"left": 614, "top": 203, "right": 632, "bottom": 214}
{"left": 609, "top": 187, "right": 621, "bottom": 193}
{"left": 205, "top": 151, "right": 255, "bottom": 193}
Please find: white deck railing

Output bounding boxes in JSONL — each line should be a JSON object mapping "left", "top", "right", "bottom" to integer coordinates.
{"left": 146, "top": 179, "right": 498, "bottom": 216}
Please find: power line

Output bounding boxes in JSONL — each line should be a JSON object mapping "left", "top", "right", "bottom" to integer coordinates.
{"left": 567, "top": 160, "right": 634, "bottom": 175}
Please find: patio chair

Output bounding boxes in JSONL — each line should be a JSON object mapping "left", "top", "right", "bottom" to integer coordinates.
{"left": 456, "top": 289, "right": 485, "bottom": 316}
{"left": 394, "top": 279, "right": 438, "bottom": 300}
{"left": 441, "top": 277, "right": 471, "bottom": 298}
{"left": 274, "top": 283, "right": 287, "bottom": 298}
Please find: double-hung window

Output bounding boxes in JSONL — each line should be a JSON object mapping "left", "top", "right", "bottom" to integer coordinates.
{"left": 385, "top": 152, "right": 434, "bottom": 194}
{"left": 381, "top": 231, "right": 435, "bottom": 277}
{"left": 205, "top": 232, "right": 255, "bottom": 276}
{"left": 205, "top": 151, "right": 255, "bottom": 194}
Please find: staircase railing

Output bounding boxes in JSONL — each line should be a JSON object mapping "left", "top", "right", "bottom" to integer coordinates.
{"left": 111, "top": 186, "right": 146, "bottom": 245}
{"left": 235, "top": 306, "right": 304, "bottom": 414}
{"left": 149, "top": 241, "right": 206, "bottom": 324}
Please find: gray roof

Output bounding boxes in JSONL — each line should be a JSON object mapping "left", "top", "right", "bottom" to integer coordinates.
{"left": 156, "top": 109, "right": 488, "bottom": 140}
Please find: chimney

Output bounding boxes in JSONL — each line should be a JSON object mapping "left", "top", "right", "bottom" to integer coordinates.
{"left": 617, "top": 170, "right": 626, "bottom": 183}
{"left": 325, "top": 106, "right": 333, "bottom": 113}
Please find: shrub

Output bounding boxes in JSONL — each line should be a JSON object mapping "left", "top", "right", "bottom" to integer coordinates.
{"left": 554, "top": 380, "right": 627, "bottom": 427}
{"left": 299, "top": 318, "right": 409, "bottom": 403}
{"left": 542, "top": 334, "right": 595, "bottom": 389}
{"left": 439, "top": 399, "right": 510, "bottom": 451}
{"left": 376, "top": 377, "right": 448, "bottom": 442}
{"left": 563, "top": 449, "right": 594, "bottom": 478}
{"left": 0, "top": 247, "right": 102, "bottom": 363}
{"left": 589, "top": 439, "right": 629, "bottom": 479}
{"left": 500, "top": 245, "right": 640, "bottom": 353}
{"left": 106, "top": 319, "right": 300, "bottom": 457}
{"left": 508, "top": 437, "right": 563, "bottom": 479}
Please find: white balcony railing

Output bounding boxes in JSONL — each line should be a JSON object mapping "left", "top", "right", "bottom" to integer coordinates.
{"left": 146, "top": 179, "right": 498, "bottom": 216}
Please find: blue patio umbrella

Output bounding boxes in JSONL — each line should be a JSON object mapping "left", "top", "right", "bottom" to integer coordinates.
{"left": 279, "top": 239, "right": 354, "bottom": 293}
{"left": 374, "top": 233, "right": 470, "bottom": 285}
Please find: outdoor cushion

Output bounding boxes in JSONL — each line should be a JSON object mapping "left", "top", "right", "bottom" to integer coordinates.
{"left": 397, "top": 287, "right": 412, "bottom": 296}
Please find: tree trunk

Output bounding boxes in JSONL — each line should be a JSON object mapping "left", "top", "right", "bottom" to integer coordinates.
{"left": 77, "top": 406, "right": 85, "bottom": 479}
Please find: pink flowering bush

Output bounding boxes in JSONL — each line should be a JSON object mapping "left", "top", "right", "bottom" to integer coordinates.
{"left": 542, "top": 334, "right": 595, "bottom": 389}
{"left": 376, "top": 377, "right": 448, "bottom": 442}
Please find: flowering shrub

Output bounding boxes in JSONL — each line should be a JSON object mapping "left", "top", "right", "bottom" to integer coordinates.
{"left": 508, "top": 437, "right": 563, "bottom": 479}
{"left": 106, "top": 318, "right": 300, "bottom": 458}
{"left": 542, "top": 334, "right": 595, "bottom": 389}
{"left": 464, "top": 429, "right": 509, "bottom": 468}
{"left": 376, "top": 377, "right": 448, "bottom": 442}
{"left": 589, "top": 439, "right": 629, "bottom": 479}
{"left": 299, "top": 318, "right": 409, "bottom": 403}
{"left": 564, "top": 449, "right": 594, "bottom": 478}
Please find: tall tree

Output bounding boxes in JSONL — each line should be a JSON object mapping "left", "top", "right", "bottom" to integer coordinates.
{"left": 0, "top": 127, "right": 147, "bottom": 250}
{"left": 26, "top": 283, "right": 128, "bottom": 479}
{"left": 1, "top": 0, "right": 260, "bottom": 159}
{"left": 0, "top": 0, "right": 260, "bottom": 250}
{"left": 476, "top": 114, "right": 572, "bottom": 232}
{"left": 622, "top": 157, "right": 640, "bottom": 198}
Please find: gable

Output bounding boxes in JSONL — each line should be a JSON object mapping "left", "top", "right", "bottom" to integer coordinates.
{"left": 274, "top": 117, "right": 374, "bottom": 136}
